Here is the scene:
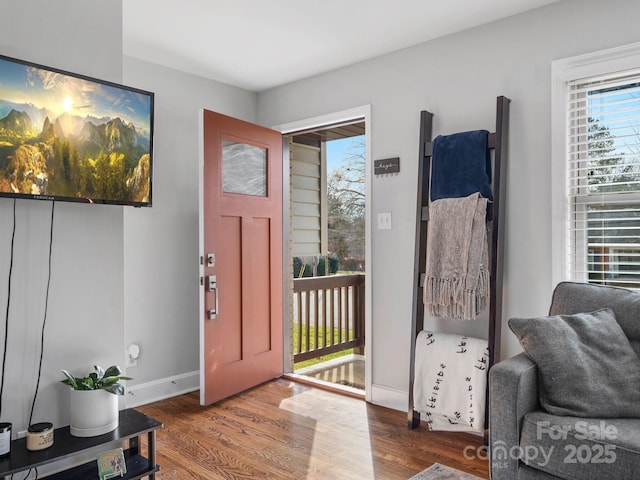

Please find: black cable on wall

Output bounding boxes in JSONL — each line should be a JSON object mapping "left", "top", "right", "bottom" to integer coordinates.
{"left": 0, "top": 201, "right": 54, "bottom": 480}
{"left": 29, "top": 201, "right": 55, "bottom": 426}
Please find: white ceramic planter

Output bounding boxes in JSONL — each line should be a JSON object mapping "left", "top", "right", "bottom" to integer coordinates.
{"left": 69, "top": 389, "right": 119, "bottom": 437}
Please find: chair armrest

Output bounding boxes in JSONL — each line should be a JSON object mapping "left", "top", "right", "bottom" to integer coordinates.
{"left": 489, "top": 352, "right": 540, "bottom": 480}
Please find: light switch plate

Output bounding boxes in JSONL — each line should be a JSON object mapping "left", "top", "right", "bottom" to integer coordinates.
{"left": 377, "top": 212, "right": 392, "bottom": 230}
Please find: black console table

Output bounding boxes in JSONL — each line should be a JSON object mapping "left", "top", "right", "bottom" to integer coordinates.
{"left": 0, "top": 408, "right": 162, "bottom": 479}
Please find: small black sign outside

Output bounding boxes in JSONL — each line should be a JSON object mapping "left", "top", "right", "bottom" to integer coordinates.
{"left": 374, "top": 157, "right": 400, "bottom": 175}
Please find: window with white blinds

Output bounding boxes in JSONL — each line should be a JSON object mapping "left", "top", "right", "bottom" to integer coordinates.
{"left": 567, "top": 70, "right": 640, "bottom": 288}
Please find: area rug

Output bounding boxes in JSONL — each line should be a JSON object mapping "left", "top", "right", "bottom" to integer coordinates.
{"left": 409, "top": 463, "right": 484, "bottom": 480}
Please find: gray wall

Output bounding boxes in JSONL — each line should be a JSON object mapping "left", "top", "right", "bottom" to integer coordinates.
{"left": 122, "top": 57, "right": 257, "bottom": 385}
{"left": 257, "top": 0, "right": 640, "bottom": 404}
{"left": 0, "top": 1, "right": 125, "bottom": 431}
{"left": 0, "top": 2, "right": 257, "bottom": 433}
{"left": 1, "top": 0, "right": 639, "bottom": 427}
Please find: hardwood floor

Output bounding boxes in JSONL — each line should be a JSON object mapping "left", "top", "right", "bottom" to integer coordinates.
{"left": 137, "top": 379, "right": 489, "bottom": 479}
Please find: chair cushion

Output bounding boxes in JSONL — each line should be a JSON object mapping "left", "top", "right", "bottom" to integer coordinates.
{"left": 508, "top": 308, "right": 640, "bottom": 418}
{"left": 519, "top": 411, "right": 640, "bottom": 480}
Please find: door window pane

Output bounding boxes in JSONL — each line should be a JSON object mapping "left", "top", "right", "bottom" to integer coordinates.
{"left": 222, "top": 139, "right": 267, "bottom": 196}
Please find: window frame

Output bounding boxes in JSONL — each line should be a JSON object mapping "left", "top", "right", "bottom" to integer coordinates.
{"left": 552, "top": 42, "right": 640, "bottom": 287}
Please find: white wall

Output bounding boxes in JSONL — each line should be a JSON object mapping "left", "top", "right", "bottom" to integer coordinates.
{"left": 0, "top": 1, "right": 125, "bottom": 432}
{"left": 2, "top": 0, "right": 640, "bottom": 424}
{"left": 121, "top": 57, "right": 257, "bottom": 400}
{"left": 257, "top": 0, "right": 640, "bottom": 409}
{"left": 0, "top": 1, "right": 258, "bottom": 431}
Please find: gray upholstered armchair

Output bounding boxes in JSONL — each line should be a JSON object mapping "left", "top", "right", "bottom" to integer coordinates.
{"left": 489, "top": 281, "right": 640, "bottom": 479}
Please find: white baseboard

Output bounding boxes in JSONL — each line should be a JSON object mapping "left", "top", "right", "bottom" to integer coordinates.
{"left": 125, "top": 371, "right": 199, "bottom": 408}
{"left": 124, "top": 373, "right": 411, "bottom": 417}
{"left": 370, "top": 384, "right": 408, "bottom": 412}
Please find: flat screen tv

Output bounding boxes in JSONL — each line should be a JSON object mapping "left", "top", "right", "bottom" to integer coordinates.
{"left": 0, "top": 54, "right": 154, "bottom": 207}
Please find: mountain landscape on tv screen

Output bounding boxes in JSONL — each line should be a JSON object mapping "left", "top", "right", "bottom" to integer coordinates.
{"left": 0, "top": 100, "right": 151, "bottom": 204}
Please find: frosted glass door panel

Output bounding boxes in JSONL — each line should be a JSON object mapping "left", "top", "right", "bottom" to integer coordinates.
{"left": 222, "top": 139, "right": 267, "bottom": 196}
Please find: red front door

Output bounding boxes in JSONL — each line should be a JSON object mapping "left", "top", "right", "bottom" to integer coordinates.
{"left": 200, "top": 110, "right": 283, "bottom": 405}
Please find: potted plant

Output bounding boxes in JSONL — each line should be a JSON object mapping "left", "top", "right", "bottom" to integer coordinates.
{"left": 61, "top": 365, "right": 132, "bottom": 437}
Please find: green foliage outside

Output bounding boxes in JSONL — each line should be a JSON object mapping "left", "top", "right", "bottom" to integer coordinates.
{"left": 585, "top": 116, "right": 640, "bottom": 288}
{"left": 292, "top": 321, "right": 354, "bottom": 370}
{"left": 293, "top": 255, "right": 339, "bottom": 278}
{"left": 587, "top": 117, "right": 637, "bottom": 193}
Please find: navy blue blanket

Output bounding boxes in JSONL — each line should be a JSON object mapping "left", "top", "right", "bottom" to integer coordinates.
{"left": 430, "top": 130, "right": 492, "bottom": 202}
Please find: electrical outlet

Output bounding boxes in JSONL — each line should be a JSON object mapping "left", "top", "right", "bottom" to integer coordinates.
{"left": 126, "top": 344, "right": 140, "bottom": 367}
{"left": 377, "top": 212, "right": 392, "bottom": 230}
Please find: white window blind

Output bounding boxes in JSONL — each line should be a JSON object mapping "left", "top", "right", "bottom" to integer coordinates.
{"left": 567, "top": 70, "right": 640, "bottom": 288}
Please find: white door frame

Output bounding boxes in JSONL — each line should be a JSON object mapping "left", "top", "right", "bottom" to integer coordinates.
{"left": 273, "top": 105, "right": 372, "bottom": 402}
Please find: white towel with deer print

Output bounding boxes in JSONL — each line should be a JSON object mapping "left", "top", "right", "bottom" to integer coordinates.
{"left": 413, "top": 331, "right": 489, "bottom": 433}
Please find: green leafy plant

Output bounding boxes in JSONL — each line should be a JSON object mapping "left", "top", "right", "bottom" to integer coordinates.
{"left": 61, "top": 365, "right": 132, "bottom": 396}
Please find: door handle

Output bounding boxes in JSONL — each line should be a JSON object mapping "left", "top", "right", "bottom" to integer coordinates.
{"left": 207, "top": 275, "right": 219, "bottom": 319}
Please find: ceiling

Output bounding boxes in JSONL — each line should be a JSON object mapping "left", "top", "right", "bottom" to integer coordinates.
{"left": 293, "top": 121, "right": 366, "bottom": 147}
{"left": 123, "top": 0, "right": 560, "bottom": 92}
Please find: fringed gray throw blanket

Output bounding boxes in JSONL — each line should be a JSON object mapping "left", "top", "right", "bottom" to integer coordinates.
{"left": 423, "top": 192, "right": 489, "bottom": 320}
